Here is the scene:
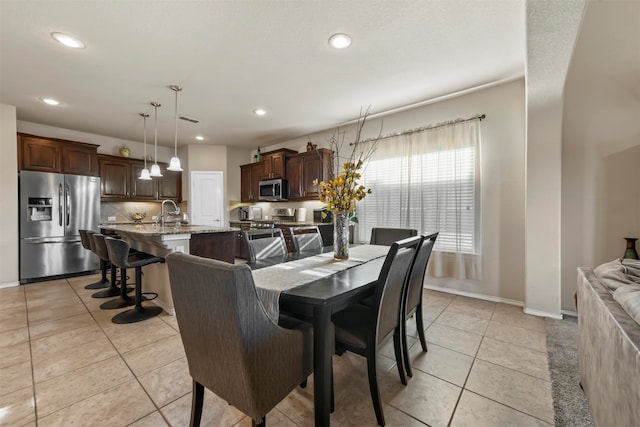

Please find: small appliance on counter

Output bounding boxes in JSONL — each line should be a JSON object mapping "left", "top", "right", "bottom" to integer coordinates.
{"left": 295, "top": 208, "right": 307, "bottom": 222}
{"left": 271, "top": 208, "right": 295, "bottom": 222}
{"left": 236, "top": 206, "right": 262, "bottom": 221}
{"left": 313, "top": 208, "right": 333, "bottom": 223}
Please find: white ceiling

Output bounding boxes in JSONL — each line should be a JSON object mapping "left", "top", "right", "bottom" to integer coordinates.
{"left": 0, "top": 0, "right": 525, "bottom": 149}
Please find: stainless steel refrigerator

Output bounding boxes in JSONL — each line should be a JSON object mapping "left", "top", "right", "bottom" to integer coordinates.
{"left": 19, "top": 170, "right": 101, "bottom": 282}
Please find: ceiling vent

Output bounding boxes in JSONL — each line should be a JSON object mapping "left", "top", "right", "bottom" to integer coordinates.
{"left": 179, "top": 115, "right": 199, "bottom": 123}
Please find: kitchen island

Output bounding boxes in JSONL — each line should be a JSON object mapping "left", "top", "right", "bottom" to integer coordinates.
{"left": 100, "top": 223, "right": 239, "bottom": 314}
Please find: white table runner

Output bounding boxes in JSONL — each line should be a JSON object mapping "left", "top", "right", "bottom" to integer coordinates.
{"left": 252, "top": 245, "right": 390, "bottom": 322}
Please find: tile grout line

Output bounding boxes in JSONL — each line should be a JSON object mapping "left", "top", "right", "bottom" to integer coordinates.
{"left": 23, "top": 284, "right": 40, "bottom": 427}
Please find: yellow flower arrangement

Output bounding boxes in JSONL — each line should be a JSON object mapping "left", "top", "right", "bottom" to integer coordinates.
{"left": 314, "top": 159, "right": 372, "bottom": 221}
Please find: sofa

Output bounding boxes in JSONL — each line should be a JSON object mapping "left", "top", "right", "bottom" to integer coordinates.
{"left": 577, "top": 259, "right": 640, "bottom": 427}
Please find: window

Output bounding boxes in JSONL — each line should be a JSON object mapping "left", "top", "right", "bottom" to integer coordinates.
{"left": 357, "top": 120, "right": 481, "bottom": 259}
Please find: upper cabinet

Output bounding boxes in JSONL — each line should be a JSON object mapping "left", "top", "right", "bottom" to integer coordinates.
{"left": 18, "top": 133, "right": 98, "bottom": 176}
{"left": 240, "top": 149, "right": 297, "bottom": 202}
{"left": 286, "top": 149, "right": 332, "bottom": 201}
{"left": 98, "top": 154, "right": 182, "bottom": 202}
{"left": 260, "top": 148, "right": 297, "bottom": 180}
{"left": 240, "top": 162, "right": 263, "bottom": 203}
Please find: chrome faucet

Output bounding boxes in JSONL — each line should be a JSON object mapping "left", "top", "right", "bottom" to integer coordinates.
{"left": 160, "top": 200, "right": 180, "bottom": 226}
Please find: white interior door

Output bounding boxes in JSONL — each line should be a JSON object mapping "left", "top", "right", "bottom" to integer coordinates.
{"left": 191, "top": 171, "right": 223, "bottom": 226}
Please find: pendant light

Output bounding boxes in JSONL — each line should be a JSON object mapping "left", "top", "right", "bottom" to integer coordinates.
{"left": 149, "top": 102, "right": 163, "bottom": 177}
{"left": 138, "top": 113, "right": 151, "bottom": 180}
{"left": 167, "top": 85, "right": 183, "bottom": 171}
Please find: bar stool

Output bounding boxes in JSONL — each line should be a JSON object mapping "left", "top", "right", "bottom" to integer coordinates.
{"left": 105, "top": 237, "right": 164, "bottom": 324}
{"left": 79, "top": 229, "right": 109, "bottom": 289}
{"left": 91, "top": 233, "right": 135, "bottom": 308}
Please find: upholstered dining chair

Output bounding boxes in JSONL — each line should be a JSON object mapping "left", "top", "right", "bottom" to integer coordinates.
{"left": 401, "top": 232, "right": 438, "bottom": 377}
{"left": 369, "top": 227, "right": 418, "bottom": 246}
{"left": 289, "top": 225, "right": 324, "bottom": 252}
{"left": 332, "top": 235, "right": 422, "bottom": 426}
{"left": 243, "top": 228, "right": 288, "bottom": 262}
{"left": 166, "top": 253, "right": 313, "bottom": 427}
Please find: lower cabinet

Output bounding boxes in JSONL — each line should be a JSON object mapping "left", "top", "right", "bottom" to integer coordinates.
{"left": 189, "top": 232, "right": 236, "bottom": 264}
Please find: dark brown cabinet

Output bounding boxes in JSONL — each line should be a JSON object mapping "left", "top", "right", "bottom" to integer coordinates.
{"left": 99, "top": 157, "right": 130, "bottom": 199}
{"left": 260, "top": 148, "right": 297, "bottom": 180}
{"left": 241, "top": 149, "right": 297, "bottom": 202}
{"left": 18, "top": 133, "right": 98, "bottom": 175}
{"left": 240, "top": 162, "right": 263, "bottom": 203}
{"left": 130, "top": 160, "right": 156, "bottom": 200}
{"left": 189, "top": 232, "right": 236, "bottom": 264}
{"left": 98, "top": 154, "right": 181, "bottom": 202}
{"left": 286, "top": 149, "right": 332, "bottom": 201}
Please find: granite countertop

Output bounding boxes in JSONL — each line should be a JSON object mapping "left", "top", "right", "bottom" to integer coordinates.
{"left": 229, "top": 220, "right": 332, "bottom": 226}
{"left": 100, "top": 223, "right": 240, "bottom": 236}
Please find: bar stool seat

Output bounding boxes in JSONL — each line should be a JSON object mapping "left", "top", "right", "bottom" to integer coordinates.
{"left": 79, "top": 229, "right": 109, "bottom": 289}
{"left": 90, "top": 233, "right": 136, "bottom": 308}
{"left": 105, "top": 237, "right": 165, "bottom": 324}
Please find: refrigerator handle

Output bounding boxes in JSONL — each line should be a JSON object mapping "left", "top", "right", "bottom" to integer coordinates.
{"left": 65, "top": 183, "right": 71, "bottom": 226}
{"left": 58, "top": 183, "right": 63, "bottom": 226}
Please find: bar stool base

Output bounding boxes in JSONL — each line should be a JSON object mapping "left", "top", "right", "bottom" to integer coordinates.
{"left": 100, "top": 296, "right": 135, "bottom": 310}
{"left": 92, "top": 286, "right": 133, "bottom": 299}
{"left": 112, "top": 305, "right": 163, "bottom": 324}
{"left": 85, "top": 278, "right": 110, "bottom": 290}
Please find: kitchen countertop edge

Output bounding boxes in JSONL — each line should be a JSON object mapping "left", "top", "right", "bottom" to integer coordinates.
{"left": 100, "top": 223, "right": 240, "bottom": 236}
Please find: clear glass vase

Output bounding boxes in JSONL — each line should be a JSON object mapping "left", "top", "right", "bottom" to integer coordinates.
{"left": 333, "top": 210, "right": 349, "bottom": 260}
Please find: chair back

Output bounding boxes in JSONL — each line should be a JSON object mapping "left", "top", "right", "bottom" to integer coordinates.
{"left": 166, "top": 252, "right": 312, "bottom": 420}
{"left": 243, "top": 228, "right": 288, "bottom": 262}
{"left": 289, "top": 225, "right": 323, "bottom": 252}
{"left": 404, "top": 233, "right": 438, "bottom": 318}
{"left": 370, "top": 227, "right": 418, "bottom": 246}
{"left": 79, "top": 229, "right": 96, "bottom": 252}
{"left": 371, "top": 235, "right": 422, "bottom": 344}
{"left": 104, "top": 237, "right": 131, "bottom": 269}
{"left": 90, "top": 233, "right": 110, "bottom": 261}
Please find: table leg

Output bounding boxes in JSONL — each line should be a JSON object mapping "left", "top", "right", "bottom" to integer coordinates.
{"left": 313, "top": 305, "right": 332, "bottom": 427}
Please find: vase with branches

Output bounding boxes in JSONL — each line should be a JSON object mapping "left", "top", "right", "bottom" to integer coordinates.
{"left": 314, "top": 106, "right": 381, "bottom": 259}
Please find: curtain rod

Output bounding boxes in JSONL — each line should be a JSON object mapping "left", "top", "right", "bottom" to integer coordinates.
{"left": 352, "top": 113, "right": 486, "bottom": 145}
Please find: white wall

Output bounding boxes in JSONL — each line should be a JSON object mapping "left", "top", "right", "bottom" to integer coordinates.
{"left": 562, "top": 0, "right": 640, "bottom": 311}
{"left": 0, "top": 104, "right": 19, "bottom": 287}
{"left": 261, "top": 79, "right": 527, "bottom": 304}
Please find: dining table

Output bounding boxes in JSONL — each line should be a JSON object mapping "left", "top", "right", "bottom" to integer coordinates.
{"left": 248, "top": 244, "right": 390, "bottom": 427}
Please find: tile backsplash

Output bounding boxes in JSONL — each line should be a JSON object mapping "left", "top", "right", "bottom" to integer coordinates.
{"left": 101, "top": 201, "right": 188, "bottom": 223}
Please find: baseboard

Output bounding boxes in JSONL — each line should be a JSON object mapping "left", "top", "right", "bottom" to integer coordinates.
{"left": 523, "top": 307, "right": 563, "bottom": 319}
{"left": 151, "top": 298, "right": 175, "bottom": 316}
{"left": 561, "top": 309, "right": 577, "bottom": 318}
{"left": 422, "top": 285, "right": 523, "bottom": 307}
{"left": 0, "top": 280, "right": 20, "bottom": 289}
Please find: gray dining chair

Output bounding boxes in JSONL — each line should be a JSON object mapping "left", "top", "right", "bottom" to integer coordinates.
{"left": 332, "top": 235, "right": 422, "bottom": 426}
{"left": 243, "top": 228, "right": 288, "bottom": 262}
{"left": 289, "top": 225, "right": 324, "bottom": 252}
{"left": 369, "top": 227, "right": 418, "bottom": 246}
{"left": 401, "top": 232, "right": 438, "bottom": 377}
{"left": 166, "top": 252, "right": 313, "bottom": 427}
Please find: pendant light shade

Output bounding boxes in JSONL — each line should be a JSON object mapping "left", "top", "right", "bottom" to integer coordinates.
{"left": 138, "top": 113, "right": 151, "bottom": 180}
{"left": 149, "top": 102, "right": 163, "bottom": 177}
{"left": 167, "top": 85, "right": 183, "bottom": 171}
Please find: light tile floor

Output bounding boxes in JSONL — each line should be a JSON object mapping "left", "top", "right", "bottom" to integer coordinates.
{"left": 0, "top": 273, "right": 554, "bottom": 426}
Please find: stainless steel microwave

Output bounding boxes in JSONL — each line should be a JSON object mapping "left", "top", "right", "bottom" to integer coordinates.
{"left": 258, "top": 178, "right": 287, "bottom": 201}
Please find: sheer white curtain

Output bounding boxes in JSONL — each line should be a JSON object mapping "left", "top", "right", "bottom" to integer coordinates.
{"left": 357, "top": 120, "right": 482, "bottom": 280}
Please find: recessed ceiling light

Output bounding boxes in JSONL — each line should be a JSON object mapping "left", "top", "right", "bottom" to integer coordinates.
{"left": 329, "top": 33, "right": 351, "bottom": 49}
{"left": 254, "top": 109, "right": 266, "bottom": 116}
{"left": 40, "top": 97, "right": 60, "bottom": 106}
{"left": 51, "top": 32, "right": 85, "bottom": 49}
{"left": 195, "top": 136, "right": 204, "bottom": 141}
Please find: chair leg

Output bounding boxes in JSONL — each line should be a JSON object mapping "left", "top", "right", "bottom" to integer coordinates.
{"left": 100, "top": 267, "right": 135, "bottom": 309}
{"left": 92, "top": 264, "right": 124, "bottom": 298}
{"left": 393, "top": 328, "right": 408, "bottom": 384}
{"left": 367, "top": 350, "right": 385, "bottom": 426}
{"left": 402, "top": 323, "right": 413, "bottom": 378}
{"left": 85, "top": 259, "right": 109, "bottom": 289}
{"left": 190, "top": 380, "right": 204, "bottom": 427}
{"left": 253, "top": 417, "right": 265, "bottom": 427}
{"left": 416, "top": 303, "right": 428, "bottom": 353}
